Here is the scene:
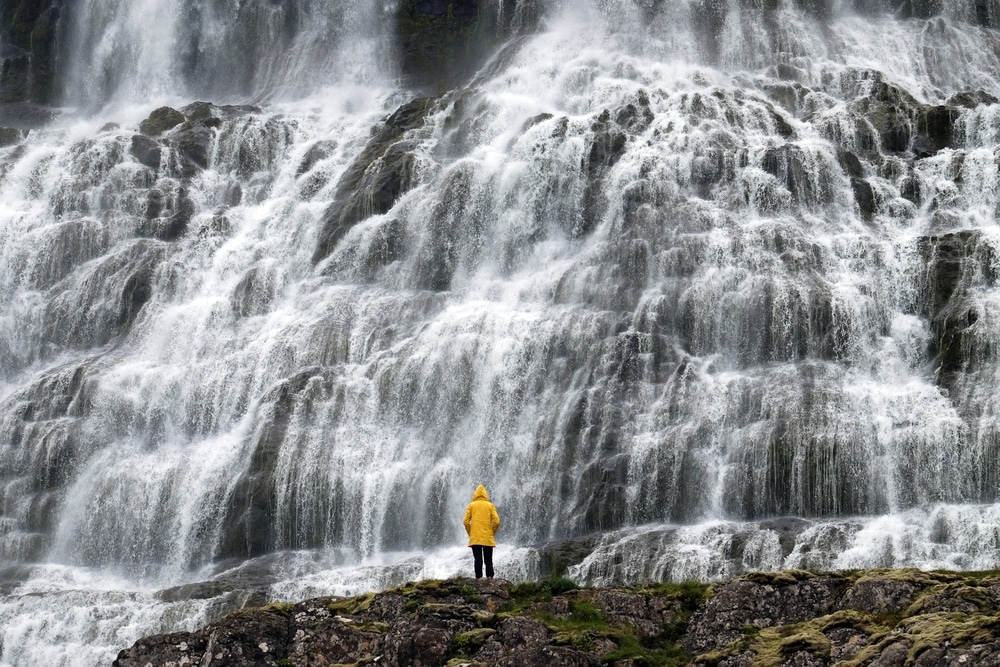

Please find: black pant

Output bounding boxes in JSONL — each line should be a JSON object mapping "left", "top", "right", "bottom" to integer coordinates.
{"left": 471, "top": 545, "right": 494, "bottom": 579}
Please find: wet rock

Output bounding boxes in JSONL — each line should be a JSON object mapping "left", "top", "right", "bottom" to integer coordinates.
{"left": 761, "top": 144, "right": 833, "bottom": 205}
{"left": 395, "top": 0, "right": 535, "bottom": 90}
{"left": 179, "top": 100, "right": 262, "bottom": 122}
{"left": 314, "top": 97, "right": 434, "bottom": 263}
{"left": 690, "top": 0, "right": 729, "bottom": 64}
{"left": 218, "top": 369, "right": 338, "bottom": 558}
{"left": 156, "top": 581, "right": 235, "bottom": 603}
{"left": 171, "top": 121, "right": 214, "bottom": 175}
{"left": 296, "top": 139, "right": 337, "bottom": 175}
{"left": 947, "top": 90, "right": 1000, "bottom": 109}
{"left": 141, "top": 188, "right": 194, "bottom": 241}
{"left": 852, "top": 177, "right": 876, "bottom": 220}
{"left": 900, "top": 174, "right": 921, "bottom": 204}
{"left": 918, "top": 230, "right": 998, "bottom": 390}
{"left": 0, "top": 126, "right": 23, "bottom": 146}
{"left": 580, "top": 97, "right": 654, "bottom": 236}
{"left": 0, "top": 100, "right": 57, "bottom": 129}
{"left": 118, "top": 265, "right": 154, "bottom": 328}
{"left": 139, "top": 106, "right": 186, "bottom": 136}
{"left": 231, "top": 265, "right": 281, "bottom": 317}
{"left": 0, "top": 1, "right": 62, "bottom": 104}
{"left": 913, "top": 105, "right": 958, "bottom": 156}
{"left": 129, "top": 134, "right": 162, "bottom": 170}
{"left": 535, "top": 536, "right": 599, "bottom": 578}
{"left": 837, "top": 148, "right": 865, "bottom": 179}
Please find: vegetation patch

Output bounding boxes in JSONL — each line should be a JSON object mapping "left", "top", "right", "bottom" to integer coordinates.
{"left": 327, "top": 592, "right": 375, "bottom": 616}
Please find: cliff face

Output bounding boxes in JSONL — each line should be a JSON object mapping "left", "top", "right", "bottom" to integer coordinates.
{"left": 114, "top": 570, "right": 1000, "bottom": 667}
{"left": 0, "top": 0, "right": 64, "bottom": 105}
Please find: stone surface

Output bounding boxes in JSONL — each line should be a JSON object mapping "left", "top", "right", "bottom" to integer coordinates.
{"left": 114, "top": 571, "right": 1000, "bottom": 667}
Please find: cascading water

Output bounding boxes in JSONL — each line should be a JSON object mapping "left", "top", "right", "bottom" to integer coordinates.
{"left": 4, "top": 0, "right": 1000, "bottom": 663}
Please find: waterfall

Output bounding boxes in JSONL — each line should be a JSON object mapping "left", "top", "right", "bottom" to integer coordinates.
{"left": 4, "top": 0, "right": 1000, "bottom": 664}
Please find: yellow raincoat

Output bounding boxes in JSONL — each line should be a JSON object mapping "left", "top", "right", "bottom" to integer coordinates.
{"left": 463, "top": 485, "right": 501, "bottom": 547}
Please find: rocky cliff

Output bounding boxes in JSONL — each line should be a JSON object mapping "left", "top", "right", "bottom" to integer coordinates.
{"left": 114, "top": 570, "right": 1000, "bottom": 667}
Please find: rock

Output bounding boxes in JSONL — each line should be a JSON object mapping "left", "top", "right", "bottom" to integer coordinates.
{"left": 313, "top": 97, "right": 435, "bottom": 263}
{"left": 231, "top": 265, "right": 281, "bottom": 318}
{"left": 114, "top": 572, "right": 1000, "bottom": 667}
{"left": 580, "top": 96, "right": 655, "bottom": 236}
{"left": 113, "top": 607, "right": 292, "bottom": 667}
{"left": 682, "top": 572, "right": 846, "bottom": 654}
{"left": 118, "top": 265, "right": 154, "bottom": 328}
{"left": 689, "top": 0, "right": 729, "bottom": 64}
{"left": 913, "top": 105, "right": 958, "bottom": 156}
{"left": 870, "top": 640, "right": 911, "bottom": 667}
{"left": 852, "top": 177, "right": 877, "bottom": 220}
{"left": 218, "top": 369, "right": 339, "bottom": 558}
{"left": 139, "top": 106, "right": 186, "bottom": 136}
{"left": 838, "top": 576, "right": 921, "bottom": 613}
{"left": 837, "top": 148, "right": 865, "bottom": 179}
{"left": 170, "top": 121, "right": 213, "bottom": 174}
{"left": 0, "top": 1, "right": 63, "bottom": 104}
{"left": 395, "top": 0, "right": 536, "bottom": 91}
{"left": 0, "top": 126, "right": 23, "bottom": 146}
{"left": 918, "top": 230, "right": 998, "bottom": 390}
{"left": 130, "top": 134, "right": 162, "bottom": 170}
{"left": 140, "top": 188, "right": 194, "bottom": 241}
{"left": 0, "top": 101, "right": 57, "bottom": 129}
{"left": 947, "top": 90, "right": 1000, "bottom": 109}
{"left": 534, "top": 536, "right": 599, "bottom": 578}
{"left": 296, "top": 139, "right": 337, "bottom": 176}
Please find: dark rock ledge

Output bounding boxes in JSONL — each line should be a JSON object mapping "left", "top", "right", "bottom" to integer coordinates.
{"left": 115, "top": 569, "right": 1000, "bottom": 667}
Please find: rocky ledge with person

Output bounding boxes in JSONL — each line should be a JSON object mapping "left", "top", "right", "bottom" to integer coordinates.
{"left": 114, "top": 568, "right": 1000, "bottom": 667}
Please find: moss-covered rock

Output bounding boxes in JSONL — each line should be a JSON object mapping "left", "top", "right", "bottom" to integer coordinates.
{"left": 115, "top": 571, "right": 1000, "bottom": 667}
{"left": 139, "top": 106, "right": 186, "bottom": 136}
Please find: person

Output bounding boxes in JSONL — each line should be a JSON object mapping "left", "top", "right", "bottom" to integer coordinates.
{"left": 463, "top": 484, "right": 501, "bottom": 579}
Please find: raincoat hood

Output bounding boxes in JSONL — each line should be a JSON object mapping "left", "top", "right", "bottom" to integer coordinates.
{"left": 472, "top": 485, "right": 490, "bottom": 502}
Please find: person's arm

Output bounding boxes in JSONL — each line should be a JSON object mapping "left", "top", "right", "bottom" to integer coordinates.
{"left": 463, "top": 504, "right": 473, "bottom": 535}
{"left": 491, "top": 504, "right": 500, "bottom": 535}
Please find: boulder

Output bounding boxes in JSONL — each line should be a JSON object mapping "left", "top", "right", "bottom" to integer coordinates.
{"left": 139, "top": 106, "right": 186, "bottom": 136}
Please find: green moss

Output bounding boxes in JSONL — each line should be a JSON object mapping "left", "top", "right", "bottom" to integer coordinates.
{"left": 353, "top": 621, "right": 390, "bottom": 634}
{"left": 743, "top": 569, "right": 816, "bottom": 585}
{"left": 452, "top": 627, "right": 496, "bottom": 655}
{"left": 837, "top": 612, "right": 1000, "bottom": 667}
{"left": 502, "top": 577, "right": 581, "bottom": 613}
{"left": 261, "top": 601, "right": 295, "bottom": 615}
{"left": 327, "top": 592, "right": 376, "bottom": 616}
{"left": 628, "top": 580, "right": 709, "bottom": 609}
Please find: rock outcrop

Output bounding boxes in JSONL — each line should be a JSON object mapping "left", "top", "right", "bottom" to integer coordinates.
{"left": 115, "top": 569, "right": 1000, "bottom": 667}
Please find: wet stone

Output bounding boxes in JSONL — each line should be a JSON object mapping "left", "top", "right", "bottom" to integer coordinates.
{"left": 139, "top": 106, "right": 185, "bottom": 136}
